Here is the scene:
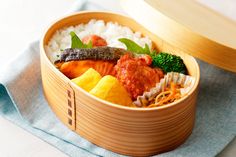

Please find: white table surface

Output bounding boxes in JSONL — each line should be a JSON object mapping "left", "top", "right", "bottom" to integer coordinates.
{"left": 0, "top": 0, "right": 235, "bottom": 157}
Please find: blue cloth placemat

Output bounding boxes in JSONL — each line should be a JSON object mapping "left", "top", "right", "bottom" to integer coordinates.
{"left": 0, "top": 2, "right": 236, "bottom": 157}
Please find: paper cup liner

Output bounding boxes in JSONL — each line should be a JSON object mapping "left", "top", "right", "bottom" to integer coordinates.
{"left": 133, "top": 72, "right": 195, "bottom": 107}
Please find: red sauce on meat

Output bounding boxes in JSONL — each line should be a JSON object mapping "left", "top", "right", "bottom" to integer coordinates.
{"left": 115, "top": 54, "right": 164, "bottom": 100}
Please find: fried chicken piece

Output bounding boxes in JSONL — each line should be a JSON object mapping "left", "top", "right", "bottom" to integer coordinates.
{"left": 115, "top": 54, "right": 164, "bottom": 100}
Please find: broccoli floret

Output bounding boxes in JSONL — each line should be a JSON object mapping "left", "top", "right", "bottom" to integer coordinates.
{"left": 152, "top": 52, "right": 187, "bottom": 74}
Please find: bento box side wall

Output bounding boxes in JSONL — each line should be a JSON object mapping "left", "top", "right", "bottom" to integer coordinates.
{"left": 40, "top": 49, "right": 76, "bottom": 130}
{"left": 73, "top": 85, "right": 198, "bottom": 156}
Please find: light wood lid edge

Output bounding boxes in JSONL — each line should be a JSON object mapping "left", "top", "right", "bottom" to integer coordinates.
{"left": 121, "top": 0, "right": 236, "bottom": 73}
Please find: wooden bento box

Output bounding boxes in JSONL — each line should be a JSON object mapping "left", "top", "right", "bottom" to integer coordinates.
{"left": 40, "top": 11, "right": 200, "bottom": 156}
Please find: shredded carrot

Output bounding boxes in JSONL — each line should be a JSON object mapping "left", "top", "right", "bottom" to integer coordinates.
{"left": 147, "top": 82, "right": 181, "bottom": 108}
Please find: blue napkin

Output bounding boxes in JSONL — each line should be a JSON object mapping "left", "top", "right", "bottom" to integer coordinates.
{"left": 0, "top": 1, "right": 235, "bottom": 157}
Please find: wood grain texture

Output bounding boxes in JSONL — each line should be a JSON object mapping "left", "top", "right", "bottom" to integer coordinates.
{"left": 121, "top": 0, "right": 236, "bottom": 73}
{"left": 40, "top": 11, "right": 200, "bottom": 156}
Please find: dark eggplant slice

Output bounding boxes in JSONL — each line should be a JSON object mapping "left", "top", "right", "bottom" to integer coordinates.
{"left": 55, "top": 46, "right": 128, "bottom": 63}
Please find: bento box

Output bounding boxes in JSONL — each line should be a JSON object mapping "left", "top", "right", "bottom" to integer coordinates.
{"left": 40, "top": 11, "right": 200, "bottom": 156}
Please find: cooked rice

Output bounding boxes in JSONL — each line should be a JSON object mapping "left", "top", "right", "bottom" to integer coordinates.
{"left": 45, "top": 19, "right": 152, "bottom": 62}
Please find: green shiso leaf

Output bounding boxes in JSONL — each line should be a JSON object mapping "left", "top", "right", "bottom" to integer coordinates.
{"left": 144, "top": 43, "right": 151, "bottom": 54}
{"left": 87, "top": 40, "right": 93, "bottom": 48}
{"left": 70, "top": 31, "right": 93, "bottom": 49}
{"left": 118, "top": 38, "right": 148, "bottom": 54}
{"left": 118, "top": 38, "right": 157, "bottom": 56}
{"left": 70, "top": 31, "right": 84, "bottom": 48}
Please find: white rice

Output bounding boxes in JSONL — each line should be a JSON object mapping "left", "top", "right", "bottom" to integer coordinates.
{"left": 46, "top": 19, "right": 152, "bottom": 62}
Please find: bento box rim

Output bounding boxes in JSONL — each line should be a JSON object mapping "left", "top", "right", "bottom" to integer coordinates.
{"left": 40, "top": 11, "right": 200, "bottom": 112}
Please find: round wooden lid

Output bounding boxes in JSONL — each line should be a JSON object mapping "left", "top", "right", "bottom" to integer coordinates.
{"left": 121, "top": 0, "right": 236, "bottom": 73}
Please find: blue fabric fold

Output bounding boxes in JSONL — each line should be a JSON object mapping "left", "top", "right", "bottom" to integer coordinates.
{"left": 0, "top": 1, "right": 235, "bottom": 157}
